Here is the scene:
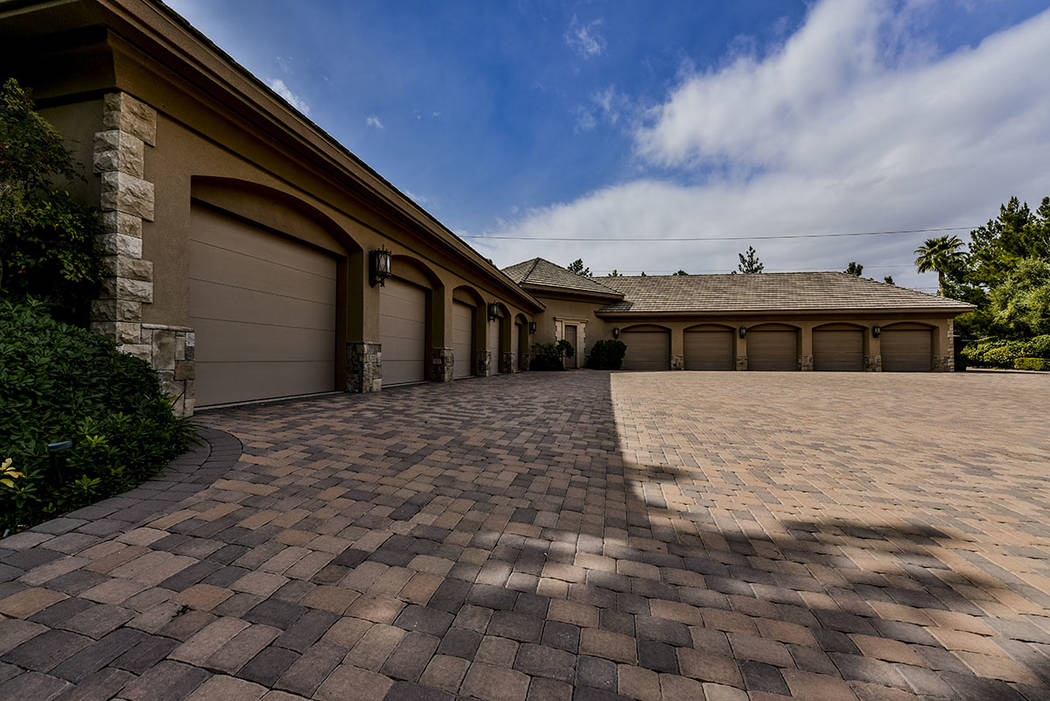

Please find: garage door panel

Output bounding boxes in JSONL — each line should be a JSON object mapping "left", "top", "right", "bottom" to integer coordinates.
{"left": 190, "top": 279, "right": 335, "bottom": 330}
{"left": 452, "top": 302, "right": 473, "bottom": 379}
{"left": 881, "top": 329, "right": 932, "bottom": 371}
{"left": 380, "top": 279, "right": 427, "bottom": 385}
{"left": 813, "top": 330, "right": 864, "bottom": 371}
{"left": 190, "top": 206, "right": 338, "bottom": 407}
{"left": 684, "top": 331, "right": 733, "bottom": 370}
{"left": 194, "top": 318, "right": 335, "bottom": 363}
{"left": 196, "top": 361, "right": 334, "bottom": 406}
{"left": 621, "top": 331, "right": 670, "bottom": 371}
{"left": 748, "top": 330, "right": 797, "bottom": 371}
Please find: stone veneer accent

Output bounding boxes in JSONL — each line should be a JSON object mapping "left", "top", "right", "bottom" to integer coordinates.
{"left": 90, "top": 92, "right": 199, "bottom": 415}
{"left": 519, "top": 352, "right": 531, "bottom": 371}
{"left": 799, "top": 354, "right": 814, "bottom": 372}
{"left": 864, "top": 354, "right": 882, "bottom": 372}
{"left": 735, "top": 355, "right": 748, "bottom": 371}
{"left": 348, "top": 342, "right": 382, "bottom": 393}
{"left": 475, "top": 350, "right": 491, "bottom": 377}
{"left": 431, "top": 347, "right": 454, "bottom": 382}
{"left": 501, "top": 351, "right": 516, "bottom": 374}
{"left": 671, "top": 354, "right": 684, "bottom": 371}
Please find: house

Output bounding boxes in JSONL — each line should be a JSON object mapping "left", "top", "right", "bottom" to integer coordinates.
{"left": 504, "top": 258, "right": 972, "bottom": 372}
{"left": 0, "top": 1, "right": 974, "bottom": 416}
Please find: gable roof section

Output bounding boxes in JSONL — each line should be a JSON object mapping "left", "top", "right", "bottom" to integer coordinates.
{"left": 503, "top": 258, "right": 625, "bottom": 299}
{"left": 596, "top": 272, "right": 974, "bottom": 314}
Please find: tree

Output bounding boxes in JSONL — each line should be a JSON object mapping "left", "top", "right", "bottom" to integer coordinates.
{"left": 734, "top": 246, "right": 764, "bottom": 274}
{"left": 883, "top": 275, "right": 895, "bottom": 285}
{"left": 987, "top": 258, "right": 1050, "bottom": 337}
{"left": 967, "top": 197, "right": 1050, "bottom": 288}
{"left": 914, "top": 235, "right": 966, "bottom": 297}
{"left": 606, "top": 270, "right": 621, "bottom": 277}
{"left": 0, "top": 78, "right": 102, "bottom": 323}
{"left": 844, "top": 262, "right": 863, "bottom": 277}
{"left": 567, "top": 258, "right": 591, "bottom": 276}
{"left": 672, "top": 269, "right": 688, "bottom": 276}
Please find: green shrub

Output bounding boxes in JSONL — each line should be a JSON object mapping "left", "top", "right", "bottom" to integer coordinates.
{"left": 1014, "top": 357, "right": 1050, "bottom": 371}
{"left": 586, "top": 339, "right": 627, "bottom": 369}
{"left": 962, "top": 335, "right": 1050, "bottom": 367}
{"left": 529, "top": 343, "right": 565, "bottom": 371}
{"left": 0, "top": 300, "right": 195, "bottom": 533}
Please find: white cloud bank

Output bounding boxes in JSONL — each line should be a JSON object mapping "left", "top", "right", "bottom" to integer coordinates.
{"left": 366, "top": 115, "right": 385, "bottom": 129}
{"left": 267, "top": 78, "right": 310, "bottom": 116}
{"left": 486, "top": 0, "right": 1050, "bottom": 287}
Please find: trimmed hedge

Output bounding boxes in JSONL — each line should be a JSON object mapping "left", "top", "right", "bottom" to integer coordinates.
{"left": 1014, "top": 357, "right": 1050, "bottom": 371}
{"left": 529, "top": 343, "right": 565, "bottom": 371}
{"left": 0, "top": 300, "right": 195, "bottom": 533}
{"left": 586, "top": 339, "right": 627, "bottom": 369}
{"left": 961, "top": 335, "right": 1050, "bottom": 368}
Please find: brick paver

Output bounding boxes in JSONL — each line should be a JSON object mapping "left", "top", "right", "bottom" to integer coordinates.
{"left": 2, "top": 370, "right": 1050, "bottom": 699}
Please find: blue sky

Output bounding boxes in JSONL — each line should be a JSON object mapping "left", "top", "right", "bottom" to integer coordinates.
{"left": 167, "top": 0, "right": 1050, "bottom": 289}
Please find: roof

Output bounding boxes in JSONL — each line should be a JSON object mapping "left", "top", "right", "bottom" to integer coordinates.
{"left": 502, "top": 258, "right": 624, "bottom": 299}
{"left": 595, "top": 272, "right": 975, "bottom": 314}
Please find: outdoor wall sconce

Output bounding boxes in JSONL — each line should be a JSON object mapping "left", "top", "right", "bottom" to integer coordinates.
{"left": 738, "top": 326, "right": 748, "bottom": 338}
{"left": 369, "top": 247, "right": 393, "bottom": 287}
{"left": 487, "top": 302, "right": 500, "bottom": 321}
{"left": 872, "top": 325, "right": 881, "bottom": 338}
{"left": 612, "top": 327, "right": 620, "bottom": 339}
{"left": 528, "top": 321, "right": 537, "bottom": 334}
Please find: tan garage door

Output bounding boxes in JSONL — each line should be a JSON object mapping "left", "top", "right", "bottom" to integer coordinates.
{"left": 813, "top": 329, "right": 864, "bottom": 371}
{"left": 452, "top": 301, "right": 474, "bottom": 379}
{"left": 620, "top": 330, "right": 670, "bottom": 371}
{"left": 881, "top": 328, "right": 932, "bottom": 371}
{"left": 380, "top": 278, "right": 427, "bottom": 385}
{"left": 747, "top": 329, "right": 797, "bottom": 371}
{"left": 189, "top": 206, "right": 337, "bottom": 407}
{"left": 684, "top": 329, "right": 734, "bottom": 370}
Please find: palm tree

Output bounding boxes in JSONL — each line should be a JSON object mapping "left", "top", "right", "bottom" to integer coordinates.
{"left": 914, "top": 235, "right": 965, "bottom": 296}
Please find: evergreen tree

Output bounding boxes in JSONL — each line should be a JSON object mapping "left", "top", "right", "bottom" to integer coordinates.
{"left": 844, "top": 262, "right": 863, "bottom": 276}
{"left": 567, "top": 258, "right": 591, "bottom": 276}
{"left": 734, "top": 246, "right": 764, "bottom": 274}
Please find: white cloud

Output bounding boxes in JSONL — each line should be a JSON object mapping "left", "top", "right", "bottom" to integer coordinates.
{"left": 267, "top": 78, "right": 310, "bottom": 116}
{"left": 565, "top": 16, "right": 606, "bottom": 59}
{"left": 485, "top": 0, "right": 1050, "bottom": 288}
{"left": 366, "top": 115, "right": 384, "bottom": 129}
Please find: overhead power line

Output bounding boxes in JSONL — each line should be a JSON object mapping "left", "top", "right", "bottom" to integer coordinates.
{"left": 463, "top": 225, "right": 978, "bottom": 242}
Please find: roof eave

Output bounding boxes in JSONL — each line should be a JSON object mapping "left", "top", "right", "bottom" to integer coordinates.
{"left": 596, "top": 305, "right": 975, "bottom": 317}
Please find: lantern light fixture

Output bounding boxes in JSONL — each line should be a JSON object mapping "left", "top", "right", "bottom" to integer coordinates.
{"left": 487, "top": 302, "right": 500, "bottom": 321}
{"left": 612, "top": 327, "right": 621, "bottom": 339}
{"left": 369, "top": 247, "right": 393, "bottom": 287}
{"left": 528, "top": 321, "right": 537, "bottom": 334}
{"left": 872, "top": 325, "right": 881, "bottom": 338}
{"left": 738, "top": 326, "right": 748, "bottom": 338}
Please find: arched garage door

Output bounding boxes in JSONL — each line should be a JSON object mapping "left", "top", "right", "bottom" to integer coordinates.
{"left": 881, "top": 326, "right": 932, "bottom": 371}
{"left": 452, "top": 301, "right": 474, "bottom": 379}
{"left": 189, "top": 206, "right": 337, "bottom": 407}
{"left": 684, "top": 327, "right": 734, "bottom": 370}
{"left": 380, "top": 279, "right": 427, "bottom": 385}
{"left": 813, "top": 326, "right": 864, "bottom": 371}
{"left": 620, "top": 328, "right": 670, "bottom": 371}
{"left": 747, "top": 328, "right": 797, "bottom": 371}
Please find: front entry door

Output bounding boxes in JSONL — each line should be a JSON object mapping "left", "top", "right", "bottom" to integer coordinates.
{"left": 564, "top": 325, "right": 578, "bottom": 368}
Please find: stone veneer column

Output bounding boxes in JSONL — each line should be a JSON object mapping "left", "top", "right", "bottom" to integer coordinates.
{"left": 431, "top": 347, "right": 454, "bottom": 382}
{"left": 735, "top": 332, "right": 748, "bottom": 370}
{"left": 934, "top": 319, "right": 955, "bottom": 372}
{"left": 501, "top": 351, "right": 515, "bottom": 374}
{"left": 476, "top": 350, "right": 491, "bottom": 377}
{"left": 671, "top": 354, "right": 684, "bottom": 370}
{"left": 348, "top": 342, "right": 382, "bottom": 392}
{"left": 89, "top": 92, "right": 193, "bottom": 416}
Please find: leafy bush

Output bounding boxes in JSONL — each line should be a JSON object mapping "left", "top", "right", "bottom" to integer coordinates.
{"left": 962, "top": 335, "right": 1050, "bottom": 367}
{"left": 0, "top": 300, "right": 195, "bottom": 533}
{"left": 586, "top": 339, "right": 627, "bottom": 369}
{"left": 529, "top": 343, "right": 565, "bottom": 371}
{"left": 556, "top": 339, "right": 575, "bottom": 360}
{"left": 1015, "top": 357, "right": 1050, "bottom": 371}
{"left": 1, "top": 78, "right": 103, "bottom": 324}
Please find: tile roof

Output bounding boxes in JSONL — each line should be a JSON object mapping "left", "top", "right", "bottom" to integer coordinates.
{"left": 502, "top": 258, "right": 624, "bottom": 298}
{"left": 594, "top": 272, "right": 974, "bottom": 314}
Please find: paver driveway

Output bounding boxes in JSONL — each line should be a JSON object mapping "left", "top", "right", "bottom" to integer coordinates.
{"left": 2, "top": 371, "right": 1050, "bottom": 700}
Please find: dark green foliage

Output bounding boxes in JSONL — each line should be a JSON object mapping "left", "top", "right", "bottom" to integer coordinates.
{"left": 556, "top": 339, "right": 574, "bottom": 359}
{"left": 960, "top": 335, "right": 1050, "bottom": 368}
{"left": 529, "top": 343, "right": 565, "bottom": 370}
{"left": 734, "top": 246, "right": 763, "bottom": 274}
{"left": 0, "top": 78, "right": 103, "bottom": 324}
{"left": 672, "top": 270, "right": 688, "bottom": 276}
{"left": 844, "top": 262, "right": 863, "bottom": 276}
{"left": 1014, "top": 357, "right": 1050, "bottom": 371}
{"left": 567, "top": 258, "right": 591, "bottom": 276}
{"left": 0, "top": 300, "right": 195, "bottom": 533}
{"left": 883, "top": 275, "right": 895, "bottom": 285}
{"left": 585, "top": 339, "right": 627, "bottom": 369}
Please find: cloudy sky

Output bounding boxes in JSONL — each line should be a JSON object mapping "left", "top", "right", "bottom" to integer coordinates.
{"left": 166, "top": 0, "right": 1050, "bottom": 291}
